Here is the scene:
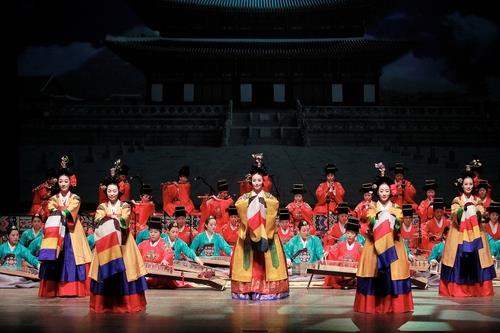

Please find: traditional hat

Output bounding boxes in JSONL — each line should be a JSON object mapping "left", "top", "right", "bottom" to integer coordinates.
{"left": 228, "top": 205, "right": 238, "bottom": 216}
{"left": 422, "top": 179, "right": 438, "bottom": 191}
{"left": 433, "top": 197, "right": 445, "bottom": 210}
{"left": 140, "top": 184, "right": 153, "bottom": 195}
{"left": 476, "top": 179, "right": 491, "bottom": 190}
{"left": 337, "top": 202, "right": 349, "bottom": 215}
{"left": 345, "top": 217, "right": 360, "bottom": 233}
{"left": 217, "top": 179, "right": 229, "bottom": 192}
{"left": 402, "top": 204, "right": 413, "bottom": 217}
{"left": 324, "top": 163, "right": 338, "bottom": 175}
{"left": 291, "top": 184, "right": 305, "bottom": 194}
{"left": 178, "top": 165, "right": 190, "bottom": 177}
{"left": 147, "top": 216, "right": 163, "bottom": 230}
{"left": 175, "top": 206, "right": 186, "bottom": 218}
{"left": 279, "top": 208, "right": 290, "bottom": 220}
{"left": 360, "top": 182, "right": 374, "bottom": 193}
{"left": 390, "top": 162, "right": 408, "bottom": 174}
{"left": 487, "top": 201, "right": 500, "bottom": 214}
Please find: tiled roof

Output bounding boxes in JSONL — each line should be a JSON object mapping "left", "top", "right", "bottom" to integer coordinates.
{"left": 156, "top": 0, "right": 371, "bottom": 12}
{"left": 106, "top": 37, "right": 411, "bottom": 58}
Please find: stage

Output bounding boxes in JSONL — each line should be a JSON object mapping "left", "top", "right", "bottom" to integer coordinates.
{"left": 1, "top": 283, "right": 499, "bottom": 333}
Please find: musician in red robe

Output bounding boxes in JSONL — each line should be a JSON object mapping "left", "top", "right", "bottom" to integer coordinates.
{"left": 286, "top": 184, "right": 315, "bottom": 234}
{"left": 138, "top": 219, "right": 175, "bottom": 289}
{"left": 277, "top": 208, "right": 294, "bottom": 245}
{"left": 116, "top": 163, "right": 131, "bottom": 202}
{"left": 199, "top": 179, "right": 234, "bottom": 233}
{"left": 29, "top": 168, "right": 58, "bottom": 220}
{"left": 477, "top": 180, "right": 492, "bottom": 210}
{"left": 389, "top": 162, "right": 417, "bottom": 210}
{"left": 322, "top": 202, "right": 349, "bottom": 246}
{"left": 352, "top": 183, "right": 376, "bottom": 237}
{"left": 132, "top": 184, "right": 156, "bottom": 236}
{"left": 485, "top": 202, "right": 500, "bottom": 240}
{"left": 313, "top": 163, "right": 345, "bottom": 216}
{"left": 162, "top": 165, "right": 195, "bottom": 216}
{"left": 422, "top": 198, "right": 450, "bottom": 252}
{"left": 175, "top": 206, "right": 198, "bottom": 245}
{"left": 222, "top": 205, "right": 240, "bottom": 251}
{"left": 417, "top": 179, "right": 438, "bottom": 224}
{"left": 399, "top": 204, "right": 420, "bottom": 255}
{"left": 323, "top": 217, "right": 363, "bottom": 289}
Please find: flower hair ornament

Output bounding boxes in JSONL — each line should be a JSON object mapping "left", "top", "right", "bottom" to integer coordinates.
{"left": 453, "top": 177, "right": 463, "bottom": 188}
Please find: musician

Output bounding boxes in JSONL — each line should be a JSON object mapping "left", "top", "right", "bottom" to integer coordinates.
{"left": 222, "top": 205, "right": 241, "bottom": 250}
{"left": 284, "top": 220, "right": 324, "bottom": 265}
{"left": 485, "top": 202, "right": 500, "bottom": 240}
{"left": 354, "top": 171, "right": 413, "bottom": 314}
{"left": 389, "top": 162, "right": 417, "bottom": 210}
{"left": 232, "top": 166, "right": 289, "bottom": 301}
{"left": 324, "top": 217, "right": 363, "bottom": 289}
{"left": 162, "top": 165, "right": 195, "bottom": 217}
{"left": 135, "top": 216, "right": 169, "bottom": 244}
{"left": 313, "top": 163, "right": 345, "bottom": 216}
{"left": 38, "top": 168, "right": 92, "bottom": 298}
{"left": 131, "top": 184, "right": 156, "bottom": 235}
{"left": 422, "top": 198, "right": 450, "bottom": 252}
{"left": 428, "top": 226, "right": 449, "bottom": 267}
{"left": 439, "top": 169, "right": 495, "bottom": 297}
{"left": 28, "top": 168, "right": 58, "bottom": 220}
{"left": 277, "top": 208, "right": 294, "bottom": 245}
{"left": 19, "top": 213, "right": 44, "bottom": 248}
{"left": 174, "top": 206, "right": 198, "bottom": 246}
{"left": 165, "top": 222, "right": 203, "bottom": 265}
{"left": 199, "top": 179, "right": 234, "bottom": 234}
{"left": 399, "top": 204, "right": 419, "bottom": 254}
{"left": 417, "top": 179, "right": 438, "bottom": 224}
{"left": 138, "top": 219, "right": 175, "bottom": 288}
{"left": 477, "top": 180, "right": 492, "bottom": 210}
{"left": 239, "top": 153, "right": 274, "bottom": 196}
{"left": 351, "top": 183, "right": 374, "bottom": 238}
{"left": 322, "top": 202, "right": 349, "bottom": 247}
{"left": 1, "top": 226, "right": 40, "bottom": 269}
{"left": 190, "top": 216, "right": 232, "bottom": 257}
{"left": 116, "top": 162, "right": 131, "bottom": 202}
{"left": 286, "top": 184, "right": 315, "bottom": 234}
{"left": 89, "top": 177, "right": 148, "bottom": 313}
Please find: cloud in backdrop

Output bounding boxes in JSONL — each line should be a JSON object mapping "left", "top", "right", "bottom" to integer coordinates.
{"left": 16, "top": 0, "right": 500, "bottom": 97}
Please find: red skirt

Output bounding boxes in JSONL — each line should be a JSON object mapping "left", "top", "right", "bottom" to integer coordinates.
{"left": 353, "top": 292, "right": 414, "bottom": 314}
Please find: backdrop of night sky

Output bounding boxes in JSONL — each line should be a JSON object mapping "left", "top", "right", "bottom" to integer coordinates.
{"left": 15, "top": 0, "right": 500, "bottom": 100}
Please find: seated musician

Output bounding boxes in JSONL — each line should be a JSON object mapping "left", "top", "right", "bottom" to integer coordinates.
{"left": 19, "top": 213, "right": 44, "bottom": 248}
{"left": 399, "top": 204, "right": 420, "bottom": 255}
{"left": 190, "top": 216, "right": 232, "bottom": 258}
{"left": 135, "top": 216, "right": 169, "bottom": 244}
{"left": 428, "top": 226, "right": 449, "bottom": 268}
{"left": 199, "top": 179, "right": 234, "bottom": 234}
{"left": 131, "top": 184, "right": 156, "bottom": 235}
{"left": 221, "top": 205, "right": 241, "bottom": 252}
{"left": 174, "top": 206, "right": 198, "bottom": 246}
{"left": 422, "top": 198, "right": 450, "bottom": 252}
{"left": 323, "top": 217, "right": 363, "bottom": 289}
{"left": 277, "top": 208, "right": 294, "bottom": 245}
{"left": 138, "top": 219, "right": 175, "bottom": 289}
{"left": 0, "top": 225, "right": 40, "bottom": 288}
{"left": 322, "top": 202, "right": 349, "bottom": 246}
{"left": 286, "top": 184, "right": 315, "bottom": 234}
{"left": 284, "top": 220, "right": 324, "bottom": 267}
{"left": 352, "top": 182, "right": 376, "bottom": 238}
{"left": 165, "top": 222, "right": 203, "bottom": 265}
{"left": 485, "top": 201, "right": 500, "bottom": 240}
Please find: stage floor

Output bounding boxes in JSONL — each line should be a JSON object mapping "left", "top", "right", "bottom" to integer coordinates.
{"left": 1, "top": 283, "right": 499, "bottom": 333}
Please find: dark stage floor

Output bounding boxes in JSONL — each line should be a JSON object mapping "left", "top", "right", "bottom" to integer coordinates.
{"left": 1, "top": 283, "right": 499, "bottom": 333}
